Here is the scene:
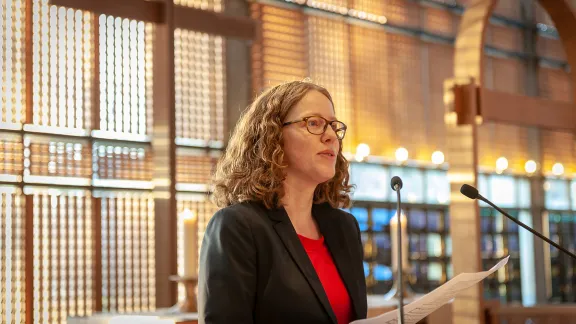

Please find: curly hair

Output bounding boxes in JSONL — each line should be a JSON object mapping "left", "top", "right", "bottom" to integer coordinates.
{"left": 211, "top": 80, "right": 353, "bottom": 209}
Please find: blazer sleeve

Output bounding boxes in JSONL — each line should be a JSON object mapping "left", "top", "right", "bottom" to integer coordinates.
{"left": 198, "top": 208, "right": 257, "bottom": 324}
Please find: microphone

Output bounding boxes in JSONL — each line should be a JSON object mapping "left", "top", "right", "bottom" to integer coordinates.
{"left": 390, "top": 176, "right": 405, "bottom": 324}
{"left": 391, "top": 176, "right": 403, "bottom": 191}
{"left": 460, "top": 184, "right": 576, "bottom": 261}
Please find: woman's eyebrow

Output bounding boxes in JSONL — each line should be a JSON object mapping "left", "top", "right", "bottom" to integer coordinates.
{"left": 299, "top": 112, "right": 337, "bottom": 120}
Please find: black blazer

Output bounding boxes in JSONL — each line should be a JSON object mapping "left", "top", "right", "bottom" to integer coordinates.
{"left": 198, "top": 201, "right": 367, "bottom": 324}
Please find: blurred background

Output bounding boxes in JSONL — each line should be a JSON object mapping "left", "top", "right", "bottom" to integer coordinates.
{"left": 1, "top": 0, "right": 576, "bottom": 323}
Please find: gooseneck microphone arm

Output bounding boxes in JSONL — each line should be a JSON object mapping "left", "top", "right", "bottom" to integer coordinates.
{"left": 460, "top": 184, "right": 576, "bottom": 261}
{"left": 391, "top": 176, "right": 404, "bottom": 324}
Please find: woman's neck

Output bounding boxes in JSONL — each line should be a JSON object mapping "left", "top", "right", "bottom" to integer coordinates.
{"left": 281, "top": 177, "right": 321, "bottom": 238}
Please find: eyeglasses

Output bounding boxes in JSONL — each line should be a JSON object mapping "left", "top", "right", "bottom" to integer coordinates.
{"left": 282, "top": 116, "right": 347, "bottom": 140}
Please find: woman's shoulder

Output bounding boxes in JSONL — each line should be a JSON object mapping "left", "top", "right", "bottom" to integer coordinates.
{"left": 210, "top": 201, "right": 267, "bottom": 226}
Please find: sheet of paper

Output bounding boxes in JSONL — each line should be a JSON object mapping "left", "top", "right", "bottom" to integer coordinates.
{"left": 351, "top": 256, "right": 510, "bottom": 324}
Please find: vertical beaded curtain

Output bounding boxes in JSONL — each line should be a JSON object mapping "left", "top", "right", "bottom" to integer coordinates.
{"left": 0, "top": 186, "right": 25, "bottom": 324}
{"left": 32, "top": 0, "right": 93, "bottom": 130}
{"left": 174, "top": 29, "right": 225, "bottom": 146}
{"left": 98, "top": 15, "right": 154, "bottom": 136}
{"left": 1, "top": 0, "right": 159, "bottom": 322}
{"left": 30, "top": 189, "right": 94, "bottom": 324}
{"left": 99, "top": 191, "right": 156, "bottom": 313}
{"left": 1, "top": 0, "right": 26, "bottom": 127}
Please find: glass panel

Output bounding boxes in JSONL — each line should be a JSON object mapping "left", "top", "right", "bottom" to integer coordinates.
{"left": 350, "top": 163, "right": 389, "bottom": 201}
{"left": 428, "top": 262, "right": 443, "bottom": 281}
{"left": 408, "top": 209, "right": 426, "bottom": 230}
{"left": 372, "top": 208, "right": 392, "bottom": 231}
{"left": 545, "top": 178, "right": 570, "bottom": 210}
{"left": 389, "top": 167, "right": 424, "bottom": 203}
{"left": 518, "top": 177, "right": 531, "bottom": 209}
{"left": 490, "top": 175, "right": 516, "bottom": 208}
{"left": 571, "top": 180, "right": 576, "bottom": 210}
{"left": 425, "top": 169, "right": 449, "bottom": 204}
{"left": 351, "top": 207, "right": 368, "bottom": 231}
{"left": 374, "top": 264, "right": 393, "bottom": 281}
{"left": 427, "top": 234, "right": 442, "bottom": 257}
{"left": 427, "top": 210, "right": 442, "bottom": 231}
{"left": 478, "top": 173, "right": 489, "bottom": 207}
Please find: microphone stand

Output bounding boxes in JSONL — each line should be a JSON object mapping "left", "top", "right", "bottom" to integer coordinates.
{"left": 394, "top": 185, "right": 405, "bottom": 324}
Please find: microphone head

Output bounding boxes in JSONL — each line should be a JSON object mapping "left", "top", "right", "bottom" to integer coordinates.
{"left": 460, "top": 184, "right": 479, "bottom": 200}
{"left": 390, "top": 176, "right": 403, "bottom": 191}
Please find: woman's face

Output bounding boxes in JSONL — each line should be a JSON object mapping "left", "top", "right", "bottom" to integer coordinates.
{"left": 282, "top": 90, "right": 341, "bottom": 187}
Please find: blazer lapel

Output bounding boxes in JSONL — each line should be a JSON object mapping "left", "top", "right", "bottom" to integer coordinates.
{"left": 269, "top": 207, "right": 338, "bottom": 324}
{"left": 313, "top": 203, "right": 363, "bottom": 321}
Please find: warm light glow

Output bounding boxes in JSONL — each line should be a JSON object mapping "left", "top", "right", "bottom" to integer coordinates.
{"left": 552, "top": 163, "right": 564, "bottom": 176}
{"left": 431, "top": 151, "right": 444, "bottom": 165}
{"left": 356, "top": 143, "right": 370, "bottom": 157}
{"left": 182, "top": 208, "right": 196, "bottom": 221}
{"left": 525, "top": 160, "right": 537, "bottom": 174}
{"left": 395, "top": 147, "right": 408, "bottom": 162}
{"left": 496, "top": 157, "right": 508, "bottom": 172}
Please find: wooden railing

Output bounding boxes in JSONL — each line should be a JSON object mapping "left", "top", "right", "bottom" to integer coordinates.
{"left": 487, "top": 305, "right": 576, "bottom": 324}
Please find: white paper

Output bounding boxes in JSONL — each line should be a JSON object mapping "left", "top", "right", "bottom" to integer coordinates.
{"left": 351, "top": 256, "right": 510, "bottom": 324}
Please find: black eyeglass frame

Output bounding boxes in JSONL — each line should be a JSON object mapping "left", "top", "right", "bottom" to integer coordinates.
{"left": 282, "top": 116, "right": 347, "bottom": 140}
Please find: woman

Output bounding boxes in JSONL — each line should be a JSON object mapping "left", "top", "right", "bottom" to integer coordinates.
{"left": 198, "top": 80, "right": 367, "bottom": 324}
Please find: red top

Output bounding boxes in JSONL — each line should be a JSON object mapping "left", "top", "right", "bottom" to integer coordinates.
{"left": 298, "top": 234, "right": 353, "bottom": 324}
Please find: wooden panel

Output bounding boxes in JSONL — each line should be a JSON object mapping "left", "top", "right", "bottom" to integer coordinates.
{"left": 542, "top": 130, "right": 575, "bottom": 174}
{"left": 422, "top": 6, "right": 457, "bottom": 37}
{"left": 352, "top": 0, "right": 420, "bottom": 28}
{"left": 307, "top": 15, "right": 354, "bottom": 154}
{"left": 0, "top": 186, "right": 26, "bottom": 324}
{"left": 174, "top": 29, "right": 226, "bottom": 145}
{"left": 427, "top": 42, "right": 454, "bottom": 156}
{"left": 535, "top": 1, "right": 555, "bottom": 25}
{"left": 537, "top": 36, "right": 567, "bottom": 61}
{"left": 174, "top": 5, "right": 256, "bottom": 40}
{"left": 98, "top": 191, "right": 156, "bottom": 312}
{"left": 350, "top": 25, "right": 391, "bottom": 158}
{"left": 1, "top": 0, "right": 26, "bottom": 128}
{"left": 492, "top": 0, "right": 521, "bottom": 20}
{"left": 479, "top": 55, "right": 531, "bottom": 172}
{"left": 251, "top": 3, "right": 308, "bottom": 92}
{"left": 28, "top": 188, "right": 94, "bottom": 323}
{"left": 351, "top": 27, "right": 426, "bottom": 160}
{"left": 32, "top": 0, "right": 94, "bottom": 130}
{"left": 98, "top": 15, "right": 154, "bottom": 136}
{"left": 485, "top": 24, "right": 523, "bottom": 52}
{"left": 539, "top": 66, "right": 573, "bottom": 103}
{"left": 479, "top": 89, "right": 576, "bottom": 132}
